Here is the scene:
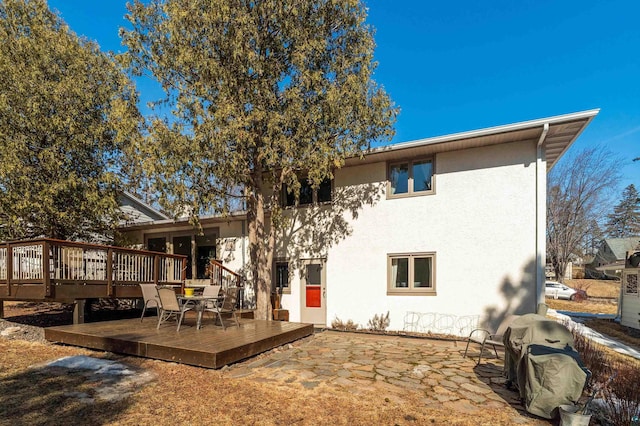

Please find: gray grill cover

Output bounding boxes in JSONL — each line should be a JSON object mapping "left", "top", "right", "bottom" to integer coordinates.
{"left": 503, "top": 314, "right": 590, "bottom": 419}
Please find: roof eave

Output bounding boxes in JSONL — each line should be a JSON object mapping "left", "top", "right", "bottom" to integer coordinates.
{"left": 348, "top": 109, "right": 600, "bottom": 171}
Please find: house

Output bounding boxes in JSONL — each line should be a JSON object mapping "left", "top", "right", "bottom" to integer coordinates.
{"left": 590, "top": 237, "right": 640, "bottom": 277}
{"left": 621, "top": 247, "right": 640, "bottom": 331}
{"left": 119, "top": 109, "right": 599, "bottom": 333}
{"left": 118, "top": 192, "right": 169, "bottom": 224}
{"left": 545, "top": 262, "right": 573, "bottom": 280}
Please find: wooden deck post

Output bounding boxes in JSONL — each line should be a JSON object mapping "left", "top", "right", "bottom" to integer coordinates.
{"left": 153, "top": 255, "right": 159, "bottom": 285}
{"left": 73, "top": 299, "right": 86, "bottom": 324}
{"left": 6, "top": 245, "right": 12, "bottom": 296}
{"left": 181, "top": 258, "right": 187, "bottom": 293}
{"left": 106, "top": 248, "right": 113, "bottom": 296}
{"left": 0, "top": 300, "right": 4, "bottom": 318}
{"left": 43, "top": 240, "right": 51, "bottom": 297}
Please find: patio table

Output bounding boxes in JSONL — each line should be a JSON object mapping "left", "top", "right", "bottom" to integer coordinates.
{"left": 177, "top": 295, "right": 223, "bottom": 329}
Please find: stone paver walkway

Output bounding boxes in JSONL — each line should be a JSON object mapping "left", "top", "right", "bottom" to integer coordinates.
{"left": 223, "top": 330, "right": 548, "bottom": 424}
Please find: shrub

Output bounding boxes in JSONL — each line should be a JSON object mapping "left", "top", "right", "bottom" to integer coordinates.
{"left": 572, "top": 281, "right": 591, "bottom": 302}
{"left": 566, "top": 320, "right": 640, "bottom": 424}
{"left": 367, "top": 311, "right": 390, "bottom": 332}
{"left": 331, "top": 317, "right": 358, "bottom": 331}
{"left": 569, "top": 324, "right": 612, "bottom": 387}
{"left": 601, "top": 361, "right": 640, "bottom": 425}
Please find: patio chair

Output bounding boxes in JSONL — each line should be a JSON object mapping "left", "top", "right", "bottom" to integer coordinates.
{"left": 202, "top": 284, "right": 221, "bottom": 300}
{"left": 139, "top": 283, "right": 160, "bottom": 322}
{"left": 201, "top": 284, "right": 222, "bottom": 317}
{"left": 463, "top": 314, "right": 519, "bottom": 365}
{"left": 156, "top": 286, "right": 194, "bottom": 331}
{"left": 205, "top": 286, "right": 240, "bottom": 330}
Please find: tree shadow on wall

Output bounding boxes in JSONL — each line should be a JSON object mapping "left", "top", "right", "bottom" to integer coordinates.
{"left": 277, "top": 181, "right": 385, "bottom": 271}
{"left": 482, "top": 257, "right": 540, "bottom": 331}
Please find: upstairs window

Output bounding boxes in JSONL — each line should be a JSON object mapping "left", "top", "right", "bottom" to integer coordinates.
{"left": 388, "top": 158, "right": 434, "bottom": 198}
{"left": 284, "top": 178, "right": 332, "bottom": 207}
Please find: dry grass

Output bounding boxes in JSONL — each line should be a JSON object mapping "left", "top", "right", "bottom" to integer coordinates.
{"left": 545, "top": 298, "right": 618, "bottom": 315}
{"left": 565, "top": 279, "right": 620, "bottom": 298}
{"left": 567, "top": 321, "right": 640, "bottom": 425}
{"left": 0, "top": 338, "right": 548, "bottom": 426}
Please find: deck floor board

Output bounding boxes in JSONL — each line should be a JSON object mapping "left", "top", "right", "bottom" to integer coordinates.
{"left": 44, "top": 318, "right": 313, "bottom": 368}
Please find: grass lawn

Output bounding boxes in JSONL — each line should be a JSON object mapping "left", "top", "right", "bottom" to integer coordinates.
{"left": 545, "top": 298, "right": 617, "bottom": 315}
{"left": 0, "top": 338, "right": 547, "bottom": 426}
{"left": 545, "top": 279, "right": 620, "bottom": 315}
{"left": 565, "top": 279, "right": 620, "bottom": 298}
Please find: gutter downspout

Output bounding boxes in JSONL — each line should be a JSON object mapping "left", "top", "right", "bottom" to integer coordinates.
{"left": 536, "top": 123, "right": 549, "bottom": 312}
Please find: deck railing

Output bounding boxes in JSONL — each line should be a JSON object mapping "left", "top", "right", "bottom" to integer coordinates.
{"left": 208, "top": 259, "right": 255, "bottom": 309}
{"left": 0, "top": 238, "right": 187, "bottom": 299}
{"left": 208, "top": 258, "right": 243, "bottom": 289}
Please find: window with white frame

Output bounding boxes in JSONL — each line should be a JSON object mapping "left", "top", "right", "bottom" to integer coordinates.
{"left": 388, "top": 158, "right": 434, "bottom": 198}
{"left": 387, "top": 253, "right": 436, "bottom": 295}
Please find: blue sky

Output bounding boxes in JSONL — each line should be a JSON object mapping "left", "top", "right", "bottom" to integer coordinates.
{"left": 48, "top": 0, "right": 639, "bottom": 192}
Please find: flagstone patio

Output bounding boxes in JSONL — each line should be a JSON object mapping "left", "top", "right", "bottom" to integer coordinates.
{"left": 223, "top": 330, "right": 549, "bottom": 424}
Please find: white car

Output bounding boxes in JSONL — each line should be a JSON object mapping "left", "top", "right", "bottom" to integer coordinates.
{"left": 545, "top": 281, "right": 582, "bottom": 300}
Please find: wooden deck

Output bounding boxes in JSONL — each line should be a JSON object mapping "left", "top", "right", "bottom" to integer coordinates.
{"left": 44, "top": 317, "right": 314, "bottom": 369}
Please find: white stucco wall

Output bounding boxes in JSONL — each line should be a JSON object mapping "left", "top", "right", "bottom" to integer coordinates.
{"left": 119, "top": 139, "right": 543, "bottom": 332}
{"left": 279, "top": 139, "right": 541, "bottom": 331}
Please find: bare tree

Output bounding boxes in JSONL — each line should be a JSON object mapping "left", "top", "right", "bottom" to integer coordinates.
{"left": 547, "top": 146, "right": 621, "bottom": 282}
{"left": 579, "top": 220, "right": 604, "bottom": 263}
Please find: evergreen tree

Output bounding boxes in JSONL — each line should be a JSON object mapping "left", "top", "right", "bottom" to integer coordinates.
{"left": 605, "top": 184, "right": 640, "bottom": 237}
{"left": 121, "top": 0, "right": 397, "bottom": 319}
{"left": 0, "top": 0, "right": 140, "bottom": 241}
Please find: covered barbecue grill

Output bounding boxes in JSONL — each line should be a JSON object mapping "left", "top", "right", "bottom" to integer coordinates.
{"left": 503, "top": 314, "right": 590, "bottom": 419}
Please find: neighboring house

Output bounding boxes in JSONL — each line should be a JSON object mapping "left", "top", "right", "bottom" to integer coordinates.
{"left": 590, "top": 237, "right": 640, "bottom": 276}
{"left": 621, "top": 248, "right": 640, "bottom": 331}
{"left": 545, "top": 262, "right": 572, "bottom": 280}
{"left": 118, "top": 192, "right": 169, "bottom": 225}
{"left": 119, "top": 110, "right": 599, "bottom": 332}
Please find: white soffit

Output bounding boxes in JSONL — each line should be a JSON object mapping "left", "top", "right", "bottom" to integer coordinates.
{"left": 349, "top": 109, "right": 600, "bottom": 172}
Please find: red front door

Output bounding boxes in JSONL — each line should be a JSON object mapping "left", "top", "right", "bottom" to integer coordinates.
{"left": 300, "top": 260, "right": 326, "bottom": 325}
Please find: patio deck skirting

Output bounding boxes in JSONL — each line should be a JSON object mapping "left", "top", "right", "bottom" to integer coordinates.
{"left": 44, "top": 318, "right": 314, "bottom": 369}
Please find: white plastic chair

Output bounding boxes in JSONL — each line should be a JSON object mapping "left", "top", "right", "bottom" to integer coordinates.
{"left": 403, "top": 312, "right": 421, "bottom": 332}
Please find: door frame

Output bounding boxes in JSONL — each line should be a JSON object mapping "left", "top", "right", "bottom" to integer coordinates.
{"left": 299, "top": 258, "right": 326, "bottom": 326}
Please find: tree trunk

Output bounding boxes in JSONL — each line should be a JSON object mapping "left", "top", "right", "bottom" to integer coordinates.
{"left": 247, "top": 173, "right": 273, "bottom": 321}
{"left": 551, "top": 255, "right": 566, "bottom": 283}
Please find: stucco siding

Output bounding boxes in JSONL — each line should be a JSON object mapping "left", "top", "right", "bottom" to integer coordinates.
{"left": 280, "top": 140, "right": 539, "bottom": 331}
{"left": 114, "top": 110, "right": 597, "bottom": 332}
